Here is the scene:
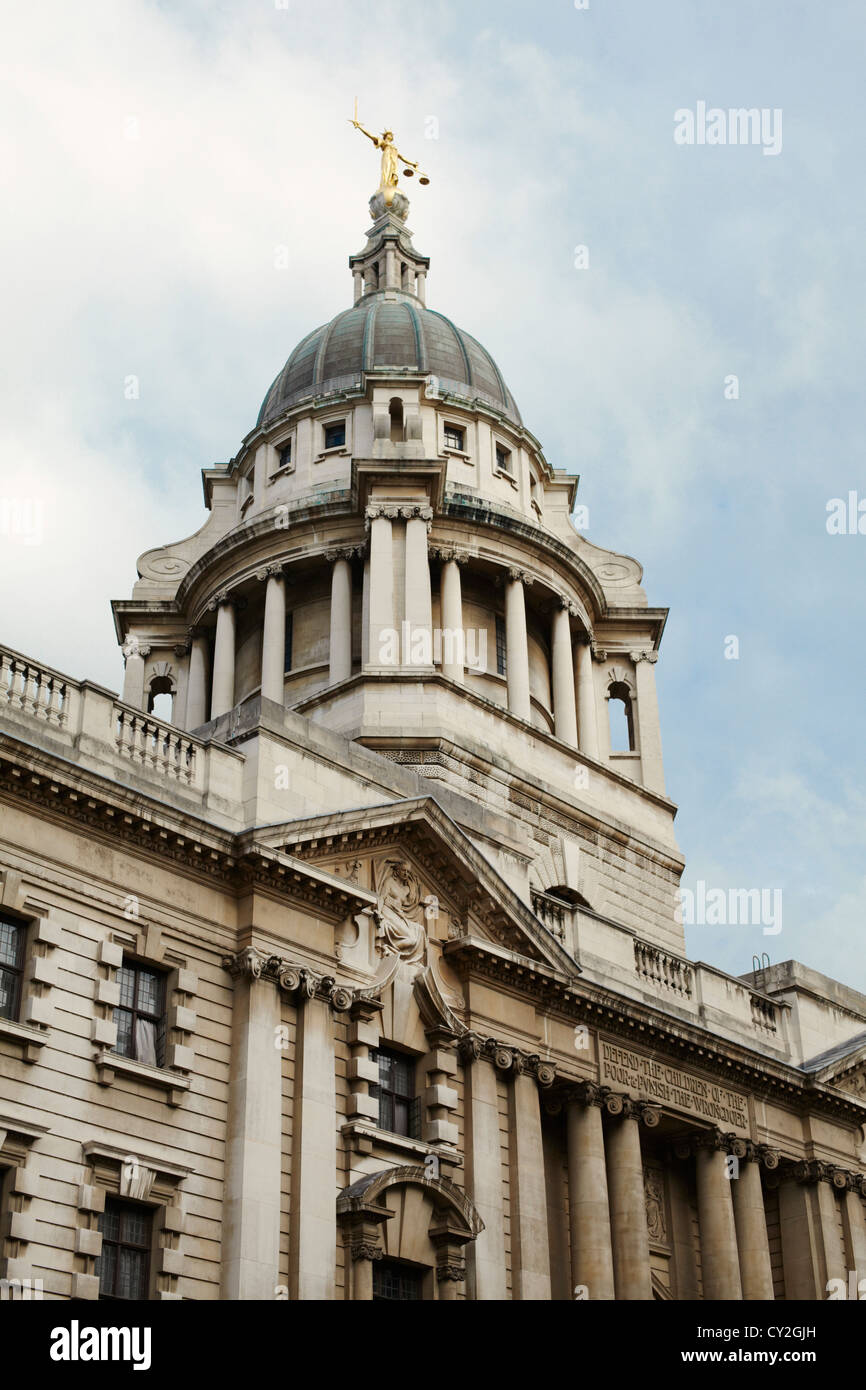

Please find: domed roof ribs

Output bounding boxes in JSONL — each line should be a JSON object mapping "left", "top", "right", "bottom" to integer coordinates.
{"left": 464, "top": 329, "right": 514, "bottom": 422}
{"left": 313, "top": 308, "right": 352, "bottom": 386}
{"left": 361, "top": 297, "right": 380, "bottom": 371}
{"left": 404, "top": 301, "right": 427, "bottom": 373}
{"left": 428, "top": 309, "right": 474, "bottom": 388}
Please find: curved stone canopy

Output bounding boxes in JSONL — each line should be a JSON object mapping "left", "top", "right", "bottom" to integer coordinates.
{"left": 257, "top": 290, "right": 522, "bottom": 428}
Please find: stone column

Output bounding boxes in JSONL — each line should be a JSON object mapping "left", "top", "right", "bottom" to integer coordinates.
{"left": 631, "top": 650, "right": 665, "bottom": 794}
{"left": 732, "top": 1148, "right": 775, "bottom": 1300}
{"left": 508, "top": 1056, "right": 553, "bottom": 1300}
{"left": 259, "top": 566, "right": 286, "bottom": 705}
{"left": 416, "top": 269, "right": 427, "bottom": 304}
{"left": 605, "top": 1100, "right": 653, "bottom": 1299}
{"left": 459, "top": 1039, "right": 507, "bottom": 1300}
{"left": 121, "top": 639, "right": 149, "bottom": 711}
{"left": 694, "top": 1133, "right": 743, "bottom": 1299}
{"left": 404, "top": 508, "right": 433, "bottom": 665}
{"left": 289, "top": 983, "right": 337, "bottom": 1300}
{"left": 185, "top": 631, "right": 210, "bottom": 729}
{"left": 328, "top": 551, "right": 353, "bottom": 685}
{"left": 551, "top": 602, "right": 578, "bottom": 747}
{"left": 221, "top": 951, "right": 283, "bottom": 1300}
{"left": 366, "top": 507, "right": 394, "bottom": 670}
{"left": 566, "top": 1085, "right": 615, "bottom": 1300}
{"left": 574, "top": 638, "right": 599, "bottom": 761}
{"left": 843, "top": 1184, "right": 866, "bottom": 1285}
{"left": 504, "top": 569, "right": 531, "bottom": 722}
{"left": 439, "top": 553, "right": 465, "bottom": 684}
{"left": 813, "top": 1168, "right": 849, "bottom": 1289}
{"left": 210, "top": 595, "right": 237, "bottom": 719}
{"left": 777, "top": 1173, "right": 821, "bottom": 1299}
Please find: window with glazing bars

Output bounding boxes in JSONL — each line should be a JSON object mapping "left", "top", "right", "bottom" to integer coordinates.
{"left": 96, "top": 1199, "right": 152, "bottom": 1300}
{"left": 370, "top": 1048, "right": 420, "bottom": 1138}
{"left": 113, "top": 962, "right": 166, "bottom": 1068}
{"left": 324, "top": 421, "right": 346, "bottom": 450}
{"left": 0, "top": 916, "right": 25, "bottom": 1022}
{"left": 373, "top": 1260, "right": 423, "bottom": 1300}
{"left": 444, "top": 424, "right": 464, "bottom": 451}
{"left": 495, "top": 616, "right": 507, "bottom": 676}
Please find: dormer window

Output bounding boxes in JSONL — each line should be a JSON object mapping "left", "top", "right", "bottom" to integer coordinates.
{"left": 444, "top": 424, "right": 465, "bottom": 452}
{"left": 495, "top": 444, "right": 513, "bottom": 476}
{"left": 324, "top": 421, "right": 346, "bottom": 450}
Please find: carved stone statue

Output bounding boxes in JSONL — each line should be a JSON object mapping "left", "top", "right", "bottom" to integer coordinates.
{"left": 372, "top": 856, "right": 427, "bottom": 964}
{"left": 644, "top": 1167, "right": 666, "bottom": 1242}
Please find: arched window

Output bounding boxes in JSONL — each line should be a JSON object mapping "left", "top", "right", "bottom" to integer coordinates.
{"left": 389, "top": 397, "right": 404, "bottom": 443}
{"left": 608, "top": 680, "right": 635, "bottom": 752}
{"left": 148, "top": 676, "right": 175, "bottom": 724}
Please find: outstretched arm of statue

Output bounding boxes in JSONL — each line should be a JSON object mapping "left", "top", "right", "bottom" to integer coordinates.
{"left": 393, "top": 146, "right": 419, "bottom": 170}
{"left": 350, "top": 118, "right": 380, "bottom": 148}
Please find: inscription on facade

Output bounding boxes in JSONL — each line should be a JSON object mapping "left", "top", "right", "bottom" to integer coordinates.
{"left": 600, "top": 1041, "right": 749, "bottom": 1133}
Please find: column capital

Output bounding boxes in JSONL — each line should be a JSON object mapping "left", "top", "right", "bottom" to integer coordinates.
{"left": 254, "top": 563, "right": 286, "bottom": 583}
{"left": 792, "top": 1159, "right": 851, "bottom": 1190}
{"left": 590, "top": 642, "right": 607, "bottom": 661}
{"left": 629, "top": 648, "right": 659, "bottom": 665}
{"left": 173, "top": 641, "right": 190, "bottom": 658}
{"left": 350, "top": 1240, "right": 384, "bottom": 1263}
{"left": 121, "top": 637, "right": 150, "bottom": 661}
{"left": 506, "top": 566, "right": 534, "bottom": 587}
{"left": 187, "top": 624, "right": 207, "bottom": 642}
{"left": 557, "top": 596, "right": 579, "bottom": 617}
{"left": 457, "top": 1033, "right": 554, "bottom": 1087}
{"left": 221, "top": 949, "right": 354, "bottom": 1011}
{"left": 207, "top": 589, "right": 244, "bottom": 613}
{"left": 324, "top": 545, "right": 364, "bottom": 563}
{"left": 431, "top": 546, "right": 469, "bottom": 564}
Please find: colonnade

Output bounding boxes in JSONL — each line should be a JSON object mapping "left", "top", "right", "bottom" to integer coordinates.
{"left": 164, "top": 515, "right": 661, "bottom": 774}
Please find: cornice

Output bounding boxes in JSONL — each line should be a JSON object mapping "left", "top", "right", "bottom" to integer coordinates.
{"left": 444, "top": 936, "right": 866, "bottom": 1128}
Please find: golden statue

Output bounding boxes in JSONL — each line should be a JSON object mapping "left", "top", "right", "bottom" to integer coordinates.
{"left": 350, "top": 99, "right": 430, "bottom": 206}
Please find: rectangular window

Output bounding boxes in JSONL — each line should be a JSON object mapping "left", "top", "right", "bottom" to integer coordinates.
{"left": 444, "top": 424, "right": 464, "bottom": 451}
{"left": 278, "top": 440, "right": 292, "bottom": 469}
{"left": 370, "top": 1047, "right": 420, "bottom": 1139}
{"left": 113, "top": 962, "right": 166, "bottom": 1068}
{"left": 0, "top": 917, "right": 25, "bottom": 1022}
{"left": 373, "top": 1260, "right": 423, "bottom": 1300}
{"left": 284, "top": 611, "right": 293, "bottom": 675}
{"left": 495, "top": 616, "right": 507, "bottom": 677}
{"left": 96, "top": 1199, "right": 152, "bottom": 1300}
{"left": 495, "top": 444, "right": 513, "bottom": 475}
{"left": 324, "top": 421, "right": 346, "bottom": 450}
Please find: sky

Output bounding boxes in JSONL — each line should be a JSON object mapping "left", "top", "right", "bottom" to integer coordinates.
{"left": 1, "top": 0, "right": 865, "bottom": 991}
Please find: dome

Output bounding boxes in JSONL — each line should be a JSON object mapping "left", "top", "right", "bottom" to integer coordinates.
{"left": 257, "top": 292, "right": 522, "bottom": 429}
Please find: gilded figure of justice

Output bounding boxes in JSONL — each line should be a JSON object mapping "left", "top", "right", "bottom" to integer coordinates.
{"left": 350, "top": 99, "right": 430, "bottom": 206}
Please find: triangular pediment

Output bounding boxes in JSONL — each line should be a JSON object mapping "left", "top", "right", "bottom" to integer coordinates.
{"left": 804, "top": 1031, "right": 866, "bottom": 1100}
{"left": 254, "top": 796, "right": 579, "bottom": 976}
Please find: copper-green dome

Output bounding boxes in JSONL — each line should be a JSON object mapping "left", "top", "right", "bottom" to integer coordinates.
{"left": 257, "top": 291, "right": 522, "bottom": 428}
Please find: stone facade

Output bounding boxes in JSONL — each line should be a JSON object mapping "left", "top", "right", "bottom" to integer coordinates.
{"left": 1, "top": 188, "right": 865, "bottom": 1301}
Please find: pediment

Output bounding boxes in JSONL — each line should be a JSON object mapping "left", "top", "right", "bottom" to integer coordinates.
{"left": 805, "top": 1032, "right": 866, "bottom": 1100}
{"left": 254, "top": 796, "right": 578, "bottom": 977}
